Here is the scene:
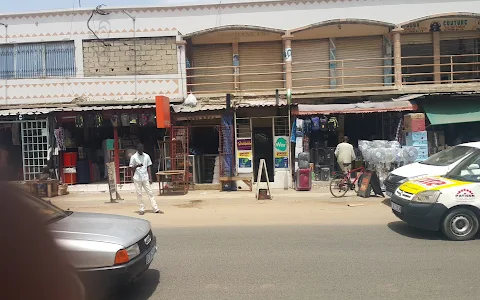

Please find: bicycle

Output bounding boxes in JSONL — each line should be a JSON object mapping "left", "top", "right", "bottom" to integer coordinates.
{"left": 329, "top": 164, "right": 365, "bottom": 198}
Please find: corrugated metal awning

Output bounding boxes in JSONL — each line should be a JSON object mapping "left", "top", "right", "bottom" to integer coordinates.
{"left": 293, "top": 100, "right": 417, "bottom": 115}
{"left": 0, "top": 105, "right": 156, "bottom": 116}
{"left": 171, "top": 104, "right": 225, "bottom": 113}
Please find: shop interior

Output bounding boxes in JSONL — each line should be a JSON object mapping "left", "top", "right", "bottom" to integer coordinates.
{"left": 295, "top": 112, "right": 404, "bottom": 180}
{"left": 174, "top": 118, "right": 221, "bottom": 185}
{"left": 57, "top": 110, "right": 164, "bottom": 185}
{"left": 0, "top": 124, "right": 23, "bottom": 181}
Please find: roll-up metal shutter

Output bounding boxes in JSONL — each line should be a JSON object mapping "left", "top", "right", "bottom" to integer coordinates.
{"left": 440, "top": 31, "right": 480, "bottom": 41}
{"left": 401, "top": 35, "right": 434, "bottom": 84}
{"left": 335, "top": 36, "right": 384, "bottom": 87}
{"left": 238, "top": 41, "right": 284, "bottom": 92}
{"left": 440, "top": 31, "right": 480, "bottom": 83}
{"left": 292, "top": 39, "right": 329, "bottom": 89}
{"left": 192, "top": 44, "right": 233, "bottom": 93}
{"left": 401, "top": 33, "right": 433, "bottom": 45}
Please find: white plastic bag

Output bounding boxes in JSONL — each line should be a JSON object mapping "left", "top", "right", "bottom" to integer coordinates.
{"left": 184, "top": 92, "right": 198, "bottom": 107}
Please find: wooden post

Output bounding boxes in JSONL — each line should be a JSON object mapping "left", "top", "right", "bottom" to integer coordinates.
{"left": 433, "top": 31, "right": 441, "bottom": 84}
{"left": 282, "top": 32, "right": 293, "bottom": 91}
{"left": 392, "top": 28, "right": 403, "bottom": 87}
{"left": 113, "top": 126, "right": 120, "bottom": 184}
{"left": 232, "top": 42, "right": 239, "bottom": 91}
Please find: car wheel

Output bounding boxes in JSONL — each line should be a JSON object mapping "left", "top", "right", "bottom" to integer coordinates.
{"left": 441, "top": 208, "right": 479, "bottom": 241}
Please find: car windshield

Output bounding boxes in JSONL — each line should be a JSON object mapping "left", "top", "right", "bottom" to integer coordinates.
{"left": 444, "top": 150, "right": 480, "bottom": 183}
{"left": 21, "top": 191, "right": 69, "bottom": 223}
{"left": 420, "top": 146, "right": 474, "bottom": 166}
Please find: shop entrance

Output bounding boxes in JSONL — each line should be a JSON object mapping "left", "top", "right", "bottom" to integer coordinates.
{"left": 252, "top": 127, "right": 274, "bottom": 182}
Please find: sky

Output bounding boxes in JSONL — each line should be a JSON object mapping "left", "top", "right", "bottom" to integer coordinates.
{"left": 0, "top": 0, "right": 219, "bottom": 14}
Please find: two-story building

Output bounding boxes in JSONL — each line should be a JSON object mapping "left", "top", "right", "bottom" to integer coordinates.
{"left": 1, "top": 0, "right": 479, "bottom": 189}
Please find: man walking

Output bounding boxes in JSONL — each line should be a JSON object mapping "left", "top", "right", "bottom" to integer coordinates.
{"left": 335, "top": 136, "right": 356, "bottom": 173}
{"left": 130, "top": 143, "right": 163, "bottom": 215}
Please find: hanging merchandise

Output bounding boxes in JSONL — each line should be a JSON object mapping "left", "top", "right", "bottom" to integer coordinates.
{"left": 148, "top": 114, "right": 156, "bottom": 125}
{"left": 139, "top": 114, "right": 148, "bottom": 127}
{"left": 111, "top": 115, "right": 119, "bottom": 127}
{"left": 75, "top": 115, "right": 84, "bottom": 128}
{"left": 85, "top": 114, "right": 95, "bottom": 128}
{"left": 319, "top": 116, "right": 328, "bottom": 131}
{"left": 121, "top": 113, "right": 130, "bottom": 127}
{"left": 303, "top": 119, "right": 312, "bottom": 134}
{"left": 328, "top": 116, "right": 338, "bottom": 132}
{"left": 94, "top": 114, "right": 103, "bottom": 128}
{"left": 311, "top": 117, "right": 320, "bottom": 131}
{"left": 54, "top": 128, "right": 66, "bottom": 151}
{"left": 290, "top": 119, "right": 297, "bottom": 143}
{"left": 129, "top": 114, "right": 138, "bottom": 125}
{"left": 295, "top": 118, "right": 304, "bottom": 137}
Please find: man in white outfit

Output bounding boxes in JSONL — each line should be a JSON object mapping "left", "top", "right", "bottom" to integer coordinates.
{"left": 129, "top": 143, "right": 163, "bottom": 215}
{"left": 334, "top": 136, "right": 356, "bottom": 173}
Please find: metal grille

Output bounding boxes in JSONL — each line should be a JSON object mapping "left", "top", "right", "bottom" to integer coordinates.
{"left": 21, "top": 120, "right": 50, "bottom": 180}
{"left": 219, "top": 124, "right": 234, "bottom": 177}
{"left": 274, "top": 117, "right": 289, "bottom": 136}
{"left": 236, "top": 118, "right": 251, "bottom": 139}
{"left": 0, "top": 41, "right": 75, "bottom": 79}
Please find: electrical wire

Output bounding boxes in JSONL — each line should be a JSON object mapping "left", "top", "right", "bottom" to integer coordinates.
{"left": 87, "top": 4, "right": 110, "bottom": 44}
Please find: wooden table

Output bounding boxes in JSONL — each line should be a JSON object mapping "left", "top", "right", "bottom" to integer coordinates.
{"left": 156, "top": 170, "right": 187, "bottom": 195}
{"left": 25, "top": 179, "right": 60, "bottom": 198}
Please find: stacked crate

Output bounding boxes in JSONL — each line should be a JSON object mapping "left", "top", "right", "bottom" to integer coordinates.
{"left": 404, "top": 113, "right": 428, "bottom": 162}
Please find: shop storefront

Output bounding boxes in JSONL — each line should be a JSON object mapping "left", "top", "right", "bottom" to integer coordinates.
{"left": 0, "top": 112, "right": 51, "bottom": 181}
{"left": 171, "top": 106, "right": 226, "bottom": 186}
{"left": 292, "top": 100, "right": 418, "bottom": 180}
{"left": 234, "top": 105, "right": 291, "bottom": 189}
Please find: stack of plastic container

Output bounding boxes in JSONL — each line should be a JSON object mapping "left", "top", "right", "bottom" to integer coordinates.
{"left": 63, "top": 152, "right": 77, "bottom": 185}
{"left": 404, "top": 113, "right": 428, "bottom": 162}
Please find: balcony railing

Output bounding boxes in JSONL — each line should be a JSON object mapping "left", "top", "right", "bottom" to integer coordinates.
{"left": 402, "top": 53, "right": 480, "bottom": 85}
{"left": 292, "top": 57, "right": 394, "bottom": 90}
{"left": 186, "top": 62, "right": 286, "bottom": 94}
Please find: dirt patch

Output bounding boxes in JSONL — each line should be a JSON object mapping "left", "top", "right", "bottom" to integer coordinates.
{"left": 174, "top": 200, "right": 203, "bottom": 209}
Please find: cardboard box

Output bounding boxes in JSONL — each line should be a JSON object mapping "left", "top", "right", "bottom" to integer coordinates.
{"left": 404, "top": 113, "right": 426, "bottom": 132}
{"left": 406, "top": 131, "right": 428, "bottom": 146}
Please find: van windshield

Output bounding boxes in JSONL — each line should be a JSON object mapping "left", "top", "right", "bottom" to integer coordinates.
{"left": 420, "top": 146, "right": 474, "bottom": 166}
{"left": 445, "top": 151, "right": 480, "bottom": 183}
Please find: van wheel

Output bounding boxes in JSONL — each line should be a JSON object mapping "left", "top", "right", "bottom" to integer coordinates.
{"left": 441, "top": 208, "right": 479, "bottom": 241}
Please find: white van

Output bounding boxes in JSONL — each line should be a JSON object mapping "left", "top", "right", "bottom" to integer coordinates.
{"left": 384, "top": 142, "right": 480, "bottom": 197}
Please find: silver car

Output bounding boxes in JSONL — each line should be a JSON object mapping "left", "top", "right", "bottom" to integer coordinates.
{"left": 28, "top": 191, "right": 157, "bottom": 296}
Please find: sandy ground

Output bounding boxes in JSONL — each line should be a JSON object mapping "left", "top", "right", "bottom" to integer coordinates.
{"left": 50, "top": 189, "right": 397, "bottom": 228}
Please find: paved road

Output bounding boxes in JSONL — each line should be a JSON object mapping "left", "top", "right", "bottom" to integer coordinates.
{"left": 109, "top": 223, "right": 480, "bottom": 300}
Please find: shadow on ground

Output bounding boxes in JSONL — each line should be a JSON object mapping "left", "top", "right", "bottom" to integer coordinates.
{"left": 105, "top": 269, "right": 160, "bottom": 300}
{"left": 387, "top": 221, "right": 443, "bottom": 240}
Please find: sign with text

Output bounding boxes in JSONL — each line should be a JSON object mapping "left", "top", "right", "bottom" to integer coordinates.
{"left": 274, "top": 136, "right": 289, "bottom": 169}
{"left": 237, "top": 138, "right": 253, "bottom": 173}
{"left": 402, "top": 17, "right": 480, "bottom": 33}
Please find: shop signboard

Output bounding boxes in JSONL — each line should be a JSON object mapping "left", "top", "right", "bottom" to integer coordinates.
{"left": 237, "top": 138, "right": 253, "bottom": 173}
{"left": 402, "top": 17, "right": 480, "bottom": 33}
{"left": 274, "top": 136, "right": 289, "bottom": 169}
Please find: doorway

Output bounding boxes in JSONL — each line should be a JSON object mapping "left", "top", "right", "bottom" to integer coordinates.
{"left": 253, "top": 127, "right": 274, "bottom": 182}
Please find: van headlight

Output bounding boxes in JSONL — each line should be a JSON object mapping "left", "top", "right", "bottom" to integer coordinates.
{"left": 412, "top": 191, "right": 441, "bottom": 203}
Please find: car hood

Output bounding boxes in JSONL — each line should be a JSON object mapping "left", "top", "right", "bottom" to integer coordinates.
{"left": 49, "top": 212, "right": 151, "bottom": 247}
{"left": 390, "top": 162, "right": 449, "bottom": 178}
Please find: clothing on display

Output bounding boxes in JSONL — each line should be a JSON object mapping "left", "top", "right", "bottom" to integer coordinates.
{"left": 111, "top": 115, "right": 119, "bottom": 127}
{"left": 75, "top": 115, "right": 84, "bottom": 128}
{"left": 54, "top": 128, "right": 66, "bottom": 151}
{"left": 311, "top": 117, "right": 320, "bottom": 131}
{"left": 94, "top": 114, "right": 103, "bottom": 128}
{"left": 121, "top": 114, "right": 130, "bottom": 126}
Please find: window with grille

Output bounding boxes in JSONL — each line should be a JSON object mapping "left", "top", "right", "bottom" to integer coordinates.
{"left": 274, "top": 117, "right": 289, "bottom": 137}
{"left": 236, "top": 118, "right": 251, "bottom": 139}
{"left": 0, "top": 41, "right": 76, "bottom": 79}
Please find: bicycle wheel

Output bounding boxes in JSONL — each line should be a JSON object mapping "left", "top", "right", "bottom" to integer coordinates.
{"left": 329, "top": 174, "right": 349, "bottom": 198}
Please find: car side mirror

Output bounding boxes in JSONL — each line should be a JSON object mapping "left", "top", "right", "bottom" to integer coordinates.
{"left": 467, "top": 164, "right": 479, "bottom": 170}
